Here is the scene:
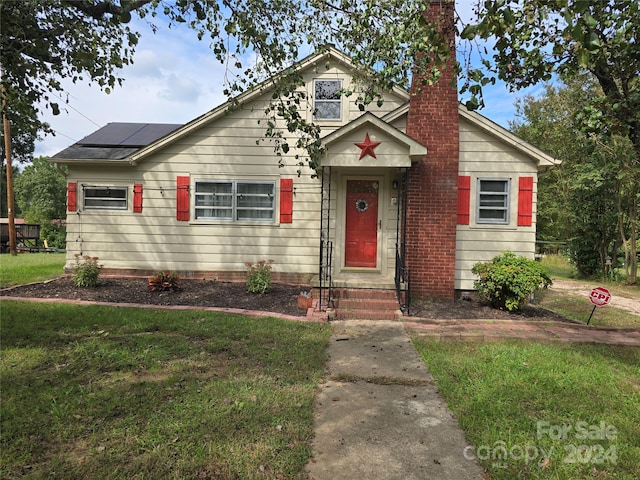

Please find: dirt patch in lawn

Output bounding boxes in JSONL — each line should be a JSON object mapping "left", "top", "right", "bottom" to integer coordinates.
{"left": 1, "top": 276, "right": 575, "bottom": 322}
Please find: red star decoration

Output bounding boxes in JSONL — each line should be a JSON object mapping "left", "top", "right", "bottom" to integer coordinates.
{"left": 355, "top": 133, "right": 381, "bottom": 160}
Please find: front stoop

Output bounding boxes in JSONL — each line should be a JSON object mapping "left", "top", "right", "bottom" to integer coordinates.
{"left": 331, "top": 288, "right": 402, "bottom": 320}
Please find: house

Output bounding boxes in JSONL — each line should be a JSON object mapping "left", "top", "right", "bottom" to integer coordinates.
{"left": 50, "top": 2, "right": 558, "bottom": 311}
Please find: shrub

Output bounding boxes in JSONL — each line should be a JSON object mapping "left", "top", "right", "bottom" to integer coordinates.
{"left": 147, "top": 271, "right": 180, "bottom": 292}
{"left": 471, "top": 252, "right": 552, "bottom": 312}
{"left": 245, "top": 259, "right": 274, "bottom": 294}
{"left": 71, "top": 254, "right": 102, "bottom": 287}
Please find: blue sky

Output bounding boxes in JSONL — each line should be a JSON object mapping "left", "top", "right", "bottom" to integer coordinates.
{"left": 34, "top": 3, "right": 546, "bottom": 158}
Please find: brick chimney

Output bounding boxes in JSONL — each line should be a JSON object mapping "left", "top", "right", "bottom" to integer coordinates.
{"left": 405, "top": 0, "right": 459, "bottom": 300}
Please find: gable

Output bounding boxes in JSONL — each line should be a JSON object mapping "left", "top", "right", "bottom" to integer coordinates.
{"left": 321, "top": 112, "right": 425, "bottom": 167}
{"left": 458, "top": 106, "right": 560, "bottom": 170}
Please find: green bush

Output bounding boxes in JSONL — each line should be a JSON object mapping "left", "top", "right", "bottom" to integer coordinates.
{"left": 40, "top": 223, "right": 66, "bottom": 250}
{"left": 71, "top": 254, "right": 102, "bottom": 287}
{"left": 471, "top": 252, "right": 552, "bottom": 312}
{"left": 245, "top": 259, "right": 274, "bottom": 294}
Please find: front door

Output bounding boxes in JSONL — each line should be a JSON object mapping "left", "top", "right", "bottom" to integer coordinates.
{"left": 345, "top": 179, "right": 379, "bottom": 268}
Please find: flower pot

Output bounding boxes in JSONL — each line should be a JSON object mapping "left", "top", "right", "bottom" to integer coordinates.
{"left": 297, "top": 295, "right": 313, "bottom": 310}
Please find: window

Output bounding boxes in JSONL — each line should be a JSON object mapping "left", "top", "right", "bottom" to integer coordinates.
{"left": 83, "top": 186, "right": 128, "bottom": 209}
{"left": 195, "top": 181, "right": 275, "bottom": 222}
{"left": 314, "top": 79, "right": 342, "bottom": 120}
{"left": 477, "top": 179, "right": 510, "bottom": 224}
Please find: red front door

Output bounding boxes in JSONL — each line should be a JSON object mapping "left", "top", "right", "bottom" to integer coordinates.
{"left": 345, "top": 180, "right": 379, "bottom": 268}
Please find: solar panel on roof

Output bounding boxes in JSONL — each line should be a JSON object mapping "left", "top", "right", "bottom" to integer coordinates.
{"left": 124, "top": 124, "right": 182, "bottom": 146}
{"left": 77, "top": 123, "right": 181, "bottom": 147}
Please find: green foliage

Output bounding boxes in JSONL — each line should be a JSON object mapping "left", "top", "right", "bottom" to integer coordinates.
{"left": 14, "top": 157, "right": 67, "bottom": 221}
{"left": 71, "top": 254, "right": 102, "bottom": 288}
{"left": 511, "top": 78, "right": 638, "bottom": 281}
{"left": 1, "top": 0, "right": 141, "bottom": 145}
{"left": 472, "top": 252, "right": 552, "bottom": 312}
{"left": 245, "top": 259, "right": 274, "bottom": 294}
{"left": 463, "top": 1, "right": 639, "bottom": 156}
{"left": 39, "top": 222, "right": 66, "bottom": 250}
{"left": 147, "top": 271, "right": 180, "bottom": 292}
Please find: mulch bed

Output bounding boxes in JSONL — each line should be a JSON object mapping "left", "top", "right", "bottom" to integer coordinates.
{"left": 1, "top": 276, "right": 574, "bottom": 322}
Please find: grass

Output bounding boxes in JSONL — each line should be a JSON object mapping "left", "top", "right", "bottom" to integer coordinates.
{"left": 539, "top": 253, "right": 578, "bottom": 278}
{"left": 1, "top": 301, "right": 331, "bottom": 479}
{"left": 412, "top": 339, "right": 640, "bottom": 479}
{"left": 0, "top": 252, "right": 66, "bottom": 288}
{"left": 536, "top": 290, "right": 640, "bottom": 328}
{"left": 536, "top": 255, "right": 640, "bottom": 327}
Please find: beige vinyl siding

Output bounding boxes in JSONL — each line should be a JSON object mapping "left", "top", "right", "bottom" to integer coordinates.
{"left": 64, "top": 66, "right": 406, "bottom": 280}
{"left": 456, "top": 117, "right": 539, "bottom": 290}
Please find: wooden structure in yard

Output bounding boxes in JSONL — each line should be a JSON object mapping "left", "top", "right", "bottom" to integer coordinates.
{"left": 1, "top": 222, "right": 41, "bottom": 253}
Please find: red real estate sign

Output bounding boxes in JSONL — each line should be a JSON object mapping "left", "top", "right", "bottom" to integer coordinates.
{"left": 589, "top": 287, "right": 611, "bottom": 307}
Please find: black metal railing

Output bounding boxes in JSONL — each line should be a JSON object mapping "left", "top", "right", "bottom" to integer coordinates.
{"left": 319, "top": 239, "right": 333, "bottom": 309}
{"left": 394, "top": 167, "right": 410, "bottom": 314}
{"left": 318, "top": 166, "right": 333, "bottom": 310}
{"left": 395, "top": 243, "right": 410, "bottom": 315}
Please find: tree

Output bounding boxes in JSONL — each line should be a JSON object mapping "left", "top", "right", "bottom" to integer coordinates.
{"left": 461, "top": 0, "right": 640, "bottom": 162}
{"left": 511, "top": 77, "right": 638, "bottom": 282}
{"left": 14, "top": 157, "right": 68, "bottom": 248}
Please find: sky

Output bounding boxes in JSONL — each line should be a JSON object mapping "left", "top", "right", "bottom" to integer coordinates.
{"left": 33, "top": 3, "right": 547, "bottom": 159}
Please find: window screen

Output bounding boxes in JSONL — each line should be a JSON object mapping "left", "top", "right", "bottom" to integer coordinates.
{"left": 477, "top": 179, "right": 510, "bottom": 224}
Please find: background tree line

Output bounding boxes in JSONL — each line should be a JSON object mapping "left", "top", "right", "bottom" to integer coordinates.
{"left": 512, "top": 75, "right": 638, "bottom": 282}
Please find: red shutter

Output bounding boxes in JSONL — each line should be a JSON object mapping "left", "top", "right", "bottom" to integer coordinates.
{"left": 280, "top": 178, "right": 293, "bottom": 224}
{"left": 133, "top": 183, "right": 143, "bottom": 213}
{"left": 457, "top": 176, "right": 471, "bottom": 225}
{"left": 518, "top": 176, "right": 534, "bottom": 226}
{"left": 176, "top": 176, "right": 190, "bottom": 221}
{"left": 67, "top": 182, "right": 77, "bottom": 212}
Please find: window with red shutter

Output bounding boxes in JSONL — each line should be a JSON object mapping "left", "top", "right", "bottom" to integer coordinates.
{"left": 280, "top": 178, "right": 293, "bottom": 224}
{"left": 517, "top": 177, "right": 534, "bottom": 227}
{"left": 67, "top": 182, "right": 77, "bottom": 212}
{"left": 176, "top": 176, "right": 190, "bottom": 221}
{"left": 133, "top": 184, "right": 143, "bottom": 213}
{"left": 457, "top": 176, "right": 471, "bottom": 225}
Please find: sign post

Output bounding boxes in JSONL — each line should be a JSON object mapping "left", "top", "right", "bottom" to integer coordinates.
{"left": 587, "top": 286, "right": 611, "bottom": 324}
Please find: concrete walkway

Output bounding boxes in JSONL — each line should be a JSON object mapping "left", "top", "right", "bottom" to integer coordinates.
{"left": 404, "top": 319, "right": 640, "bottom": 346}
{"left": 305, "top": 320, "right": 485, "bottom": 480}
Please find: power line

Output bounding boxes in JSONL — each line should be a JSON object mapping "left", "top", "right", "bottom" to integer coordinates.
{"left": 49, "top": 91, "right": 102, "bottom": 128}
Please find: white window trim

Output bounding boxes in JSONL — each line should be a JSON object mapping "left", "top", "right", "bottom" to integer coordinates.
{"left": 194, "top": 179, "right": 276, "bottom": 223}
{"left": 313, "top": 78, "right": 342, "bottom": 121}
{"left": 83, "top": 186, "right": 128, "bottom": 210}
{"left": 476, "top": 178, "right": 510, "bottom": 225}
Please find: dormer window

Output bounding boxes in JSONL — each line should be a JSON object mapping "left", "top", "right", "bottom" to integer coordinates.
{"left": 314, "top": 79, "right": 342, "bottom": 120}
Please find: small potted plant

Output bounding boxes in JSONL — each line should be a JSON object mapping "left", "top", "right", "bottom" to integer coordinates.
{"left": 297, "top": 290, "right": 313, "bottom": 310}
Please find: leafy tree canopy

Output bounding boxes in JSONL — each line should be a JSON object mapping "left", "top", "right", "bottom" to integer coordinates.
{"left": 462, "top": 0, "right": 639, "bottom": 159}
{"left": 14, "top": 156, "right": 68, "bottom": 223}
{"left": 511, "top": 76, "right": 638, "bottom": 282}
{"left": 1, "top": 0, "right": 638, "bottom": 167}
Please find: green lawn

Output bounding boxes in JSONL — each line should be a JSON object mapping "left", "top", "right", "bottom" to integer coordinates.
{"left": 412, "top": 339, "right": 640, "bottom": 479}
{"left": 537, "top": 255, "right": 640, "bottom": 327}
{"left": 0, "top": 252, "right": 66, "bottom": 288}
{"left": 1, "top": 301, "right": 331, "bottom": 479}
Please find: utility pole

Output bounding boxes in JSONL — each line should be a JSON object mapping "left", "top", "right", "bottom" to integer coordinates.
{"left": 1, "top": 69, "right": 17, "bottom": 255}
